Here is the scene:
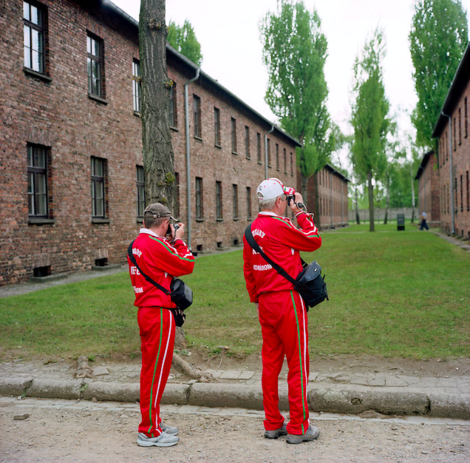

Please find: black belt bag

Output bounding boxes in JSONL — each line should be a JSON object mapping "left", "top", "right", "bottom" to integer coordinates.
{"left": 244, "top": 225, "right": 328, "bottom": 310}
{"left": 127, "top": 241, "right": 193, "bottom": 326}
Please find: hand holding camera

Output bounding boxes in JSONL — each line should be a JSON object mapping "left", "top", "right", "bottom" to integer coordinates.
{"left": 169, "top": 223, "right": 185, "bottom": 242}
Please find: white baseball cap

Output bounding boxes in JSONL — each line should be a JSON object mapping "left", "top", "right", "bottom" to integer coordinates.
{"left": 257, "top": 178, "right": 287, "bottom": 201}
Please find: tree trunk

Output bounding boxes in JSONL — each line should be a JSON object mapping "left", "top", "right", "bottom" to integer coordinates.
{"left": 355, "top": 184, "right": 360, "bottom": 224}
{"left": 384, "top": 173, "right": 390, "bottom": 224}
{"left": 139, "top": 0, "right": 175, "bottom": 208}
{"left": 367, "top": 171, "right": 375, "bottom": 232}
{"left": 139, "top": 0, "right": 191, "bottom": 363}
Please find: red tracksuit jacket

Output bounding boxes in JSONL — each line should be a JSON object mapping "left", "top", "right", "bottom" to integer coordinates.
{"left": 128, "top": 229, "right": 195, "bottom": 308}
{"left": 243, "top": 211, "right": 322, "bottom": 302}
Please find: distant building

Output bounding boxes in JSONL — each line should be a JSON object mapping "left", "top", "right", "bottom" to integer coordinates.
{"left": 0, "top": 0, "right": 300, "bottom": 286}
{"left": 431, "top": 43, "right": 470, "bottom": 237}
{"left": 297, "top": 164, "right": 350, "bottom": 230}
{"left": 415, "top": 150, "right": 440, "bottom": 227}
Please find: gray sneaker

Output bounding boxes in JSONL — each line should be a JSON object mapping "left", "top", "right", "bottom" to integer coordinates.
{"left": 286, "top": 425, "right": 320, "bottom": 444}
{"left": 160, "top": 422, "right": 179, "bottom": 436}
{"left": 264, "top": 423, "right": 287, "bottom": 439}
{"left": 137, "top": 432, "right": 179, "bottom": 447}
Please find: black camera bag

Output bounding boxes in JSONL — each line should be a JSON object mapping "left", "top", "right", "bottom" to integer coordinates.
{"left": 127, "top": 241, "right": 193, "bottom": 326}
{"left": 244, "top": 225, "right": 328, "bottom": 310}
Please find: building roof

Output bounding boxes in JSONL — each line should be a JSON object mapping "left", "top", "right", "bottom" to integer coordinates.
{"left": 324, "top": 163, "right": 350, "bottom": 183}
{"left": 432, "top": 43, "right": 470, "bottom": 138}
{"left": 99, "top": 0, "right": 302, "bottom": 148}
{"left": 414, "top": 150, "right": 435, "bottom": 180}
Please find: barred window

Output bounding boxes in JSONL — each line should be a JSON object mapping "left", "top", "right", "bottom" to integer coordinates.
{"left": 193, "top": 95, "right": 201, "bottom": 138}
{"left": 23, "top": 1, "right": 45, "bottom": 74}
{"left": 245, "top": 126, "right": 250, "bottom": 159}
{"left": 132, "top": 60, "right": 141, "bottom": 113}
{"left": 214, "top": 108, "right": 221, "bottom": 146}
{"left": 195, "top": 177, "right": 203, "bottom": 219}
{"left": 231, "top": 118, "right": 237, "bottom": 153}
{"left": 290, "top": 152, "right": 293, "bottom": 176}
{"left": 257, "top": 133, "right": 261, "bottom": 164}
{"left": 216, "top": 181, "right": 222, "bottom": 220}
{"left": 284, "top": 148, "right": 287, "bottom": 174}
{"left": 232, "top": 184, "right": 238, "bottom": 220}
{"left": 136, "top": 166, "right": 145, "bottom": 218}
{"left": 276, "top": 143, "right": 279, "bottom": 171}
{"left": 27, "top": 145, "right": 48, "bottom": 217}
{"left": 91, "top": 157, "right": 105, "bottom": 218}
{"left": 267, "top": 139, "right": 271, "bottom": 167}
{"left": 246, "top": 187, "right": 252, "bottom": 220}
{"left": 170, "top": 85, "right": 177, "bottom": 127}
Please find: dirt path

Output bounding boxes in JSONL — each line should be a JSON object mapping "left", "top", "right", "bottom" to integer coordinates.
{"left": 1, "top": 397, "right": 468, "bottom": 462}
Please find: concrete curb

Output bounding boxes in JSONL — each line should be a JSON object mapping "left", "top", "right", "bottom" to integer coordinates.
{"left": 0, "top": 377, "right": 468, "bottom": 420}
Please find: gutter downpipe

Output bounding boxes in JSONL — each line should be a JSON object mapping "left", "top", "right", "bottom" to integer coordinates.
{"left": 441, "top": 111, "right": 455, "bottom": 235}
{"left": 184, "top": 68, "right": 200, "bottom": 250}
{"left": 264, "top": 125, "right": 275, "bottom": 179}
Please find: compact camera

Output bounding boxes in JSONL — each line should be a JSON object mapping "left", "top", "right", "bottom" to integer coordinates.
{"left": 167, "top": 223, "right": 180, "bottom": 236}
{"left": 284, "top": 187, "right": 305, "bottom": 209}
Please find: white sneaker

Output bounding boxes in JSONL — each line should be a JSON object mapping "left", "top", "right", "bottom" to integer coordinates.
{"left": 137, "top": 432, "right": 179, "bottom": 447}
{"left": 160, "top": 422, "right": 179, "bottom": 435}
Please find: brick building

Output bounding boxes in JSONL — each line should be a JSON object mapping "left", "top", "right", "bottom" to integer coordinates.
{"left": 415, "top": 150, "right": 440, "bottom": 227}
{"left": 0, "top": 0, "right": 300, "bottom": 286}
{"left": 297, "top": 163, "right": 349, "bottom": 230}
{"left": 432, "top": 43, "right": 470, "bottom": 237}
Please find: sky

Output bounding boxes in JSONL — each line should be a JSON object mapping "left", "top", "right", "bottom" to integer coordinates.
{"left": 111, "top": 0, "right": 470, "bottom": 170}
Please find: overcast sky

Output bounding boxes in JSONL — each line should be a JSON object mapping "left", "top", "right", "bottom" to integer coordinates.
{"left": 112, "top": 0, "right": 470, "bottom": 169}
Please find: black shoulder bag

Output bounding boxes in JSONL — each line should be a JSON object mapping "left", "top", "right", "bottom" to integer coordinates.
{"left": 127, "top": 241, "right": 193, "bottom": 327}
{"left": 244, "top": 225, "right": 328, "bottom": 310}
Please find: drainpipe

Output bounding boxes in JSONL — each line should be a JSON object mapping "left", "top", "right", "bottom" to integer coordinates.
{"left": 441, "top": 111, "right": 455, "bottom": 234}
{"left": 184, "top": 67, "right": 200, "bottom": 249}
{"left": 264, "top": 125, "right": 275, "bottom": 179}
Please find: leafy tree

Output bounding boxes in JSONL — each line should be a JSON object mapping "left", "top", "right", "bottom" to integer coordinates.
{"left": 350, "top": 28, "right": 392, "bottom": 232}
{"left": 260, "top": 0, "right": 338, "bottom": 225}
{"left": 409, "top": 0, "right": 468, "bottom": 150}
{"left": 167, "top": 19, "right": 203, "bottom": 66}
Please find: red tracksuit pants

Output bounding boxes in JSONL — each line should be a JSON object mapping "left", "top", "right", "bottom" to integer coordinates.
{"left": 137, "top": 306, "right": 175, "bottom": 437}
{"left": 258, "top": 290, "right": 310, "bottom": 435}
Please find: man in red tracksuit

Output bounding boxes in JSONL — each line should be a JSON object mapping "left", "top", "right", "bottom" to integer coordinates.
{"left": 243, "top": 178, "right": 322, "bottom": 444}
{"left": 128, "top": 203, "right": 195, "bottom": 447}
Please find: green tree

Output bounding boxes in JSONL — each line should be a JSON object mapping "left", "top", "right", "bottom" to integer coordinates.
{"left": 409, "top": 0, "right": 468, "bottom": 150}
{"left": 350, "top": 29, "right": 392, "bottom": 232}
{"left": 260, "top": 0, "right": 338, "bottom": 225}
{"left": 167, "top": 19, "right": 203, "bottom": 66}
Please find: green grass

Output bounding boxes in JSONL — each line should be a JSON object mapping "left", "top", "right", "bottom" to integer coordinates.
{"left": 0, "top": 225, "right": 469, "bottom": 360}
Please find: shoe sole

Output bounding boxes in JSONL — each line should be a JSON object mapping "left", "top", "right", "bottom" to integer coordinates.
{"left": 286, "top": 433, "right": 319, "bottom": 444}
{"left": 137, "top": 439, "right": 179, "bottom": 447}
{"left": 264, "top": 431, "right": 287, "bottom": 439}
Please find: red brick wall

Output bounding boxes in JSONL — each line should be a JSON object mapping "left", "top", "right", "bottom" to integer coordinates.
{"left": 437, "top": 78, "right": 470, "bottom": 237}
{"left": 417, "top": 153, "right": 440, "bottom": 226}
{"left": 0, "top": 0, "right": 298, "bottom": 285}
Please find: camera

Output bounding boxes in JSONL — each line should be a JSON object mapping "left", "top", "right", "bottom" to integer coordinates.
{"left": 166, "top": 223, "right": 180, "bottom": 236}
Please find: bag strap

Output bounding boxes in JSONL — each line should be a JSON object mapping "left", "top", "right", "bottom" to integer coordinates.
{"left": 244, "top": 225, "right": 297, "bottom": 287}
{"left": 127, "top": 240, "right": 170, "bottom": 296}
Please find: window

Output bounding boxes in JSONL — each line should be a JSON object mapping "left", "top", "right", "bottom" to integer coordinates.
{"left": 136, "top": 166, "right": 145, "bottom": 218}
{"left": 174, "top": 172, "right": 180, "bottom": 219}
{"left": 27, "top": 145, "right": 48, "bottom": 217}
{"left": 214, "top": 108, "right": 221, "bottom": 146}
{"left": 231, "top": 118, "right": 237, "bottom": 153}
{"left": 232, "top": 184, "right": 238, "bottom": 220}
{"left": 170, "top": 85, "right": 177, "bottom": 127}
{"left": 290, "top": 152, "right": 293, "bottom": 176}
{"left": 461, "top": 174, "right": 463, "bottom": 212}
{"left": 267, "top": 139, "right": 271, "bottom": 167}
{"left": 283, "top": 148, "right": 287, "bottom": 174}
{"left": 446, "top": 131, "right": 448, "bottom": 161}
{"left": 467, "top": 171, "right": 469, "bottom": 212}
{"left": 87, "top": 33, "right": 104, "bottom": 98}
{"left": 245, "top": 126, "right": 250, "bottom": 159}
{"left": 132, "top": 60, "right": 141, "bottom": 113}
{"left": 276, "top": 143, "right": 279, "bottom": 171}
{"left": 23, "top": 1, "right": 46, "bottom": 74}
{"left": 193, "top": 95, "right": 201, "bottom": 138}
{"left": 195, "top": 177, "right": 203, "bottom": 219}
{"left": 91, "top": 157, "right": 105, "bottom": 218}
{"left": 459, "top": 108, "right": 462, "bottom": 145}
{"left": 453, "top": 118, "right": 456, "bottom": 150}
{"left": 246, "top": 187, "right": 252, "bottom": 220}
{"left": 465, "top": 97, "right": 468, "bottom": 138}
{"left": 216, "top": 181, "right": 222, "bottom": 220}
{"left": 257, "top": 133, "right": 261, "bottom": 164}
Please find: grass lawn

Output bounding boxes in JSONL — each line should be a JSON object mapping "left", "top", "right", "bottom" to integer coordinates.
{"left": 0, "top": 224, "right": 469, "bottom": 360}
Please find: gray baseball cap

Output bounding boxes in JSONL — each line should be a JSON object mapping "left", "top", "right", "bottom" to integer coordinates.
{"left": 143, "top": 203, "right": 176, "bottom": 220}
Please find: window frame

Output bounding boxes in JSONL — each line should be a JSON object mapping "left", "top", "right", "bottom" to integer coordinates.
{"left": 170, "top": 84, "right": 178, "bottom": 128}
{"left": 276, "top": 143, "right": 279, "bottom": 171}
{"left": 132, "top": 59, "right": 141, "bottom": 114}
{"left": 246, "top": 186, "right": 252, "bottom": 220}
{"left": 257, "top": 133, "right": 262, "bottom": 164}
{"left": 27, "top": 144, "right": 49, "bottom": 218}
{"left": 23, "top": 1, "right": 46, "bottom": 75}
{"left": 195, "top": 177, "right": 203, "bottom": 219}
{"left": 290, "top": 152, "right": 293, "bottom": 176}
{"left": 91, "top": 157, "right": 106, "bottom": 218}
{"left": 87, "top": 33, "right": 104, "bottom": 98}
{"left": 231, "top": 117, "right": 237, "bottom": 153}
{"left": 216, "top": 181, "right": 223, "bottom": 220}
{"left": 232, "top": 184, "right": 239, "bottom": 220}
{"left": 245, "top": 126, "right": 250, "bottom": 159}
{"left": 214, "top": 107, "right": 221, "bottom": 146}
